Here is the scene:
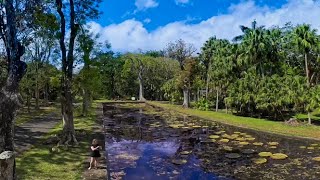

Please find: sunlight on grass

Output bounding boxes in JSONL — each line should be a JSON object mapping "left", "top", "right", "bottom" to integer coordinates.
{"left": 16, "top": 105, "right": 59, "bottom": 126}
{"left": 16, "top": 106, "right": 97, "bottom": 180}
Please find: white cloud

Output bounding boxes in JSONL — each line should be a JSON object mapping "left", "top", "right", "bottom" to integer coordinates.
{"left": 88, "top": 0, "right": 320, "bottom": 53}
{"left": 135, "top": 0, "right": 159, "bottom": 11}
{"left": 175, "top": 0, "right": 190, "bottom": 5}
{"left": 143, "top": 18, "right": 151, "bottom": 24}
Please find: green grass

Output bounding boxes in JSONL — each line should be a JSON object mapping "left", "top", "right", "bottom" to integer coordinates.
{"left": 16, "top": 105, "right": 59, "bottom": 126}
{"left": 16, "top": 105, "right": 97, "bottom": 180}
{"left": 148, "top": 101, "right": 320, "bottom": 140}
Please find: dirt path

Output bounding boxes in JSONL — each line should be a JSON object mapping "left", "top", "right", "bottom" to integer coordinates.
{"left": 82, "top": 105, "right": 108, "bottom": 180}
{"left": 14, "top": 112, "right": 60, "bottom": 154}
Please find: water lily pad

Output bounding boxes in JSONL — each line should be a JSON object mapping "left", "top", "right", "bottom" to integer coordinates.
{"left": 234, "top": 132, "right": 241, "bottom": 134}
{"left": 311, "top": 144, "right": 319, "bottom": 147}
{"left": 236, "top": 138, "right": 246, "bottom": 141}
{"left": 172, "top": 159, "right": 187, "bottom": 165}
{"left": 246, "top": 137, "right": 256, "bottom": 141}
{"left": 223, "top": 146, "right": 233, "bottom": 152}
{"left": 225, "top": 153, "right": 241, "bottom": 159}
{"left": 180, "top": 151, "right": 192, "bottom": 155}
{"left": 268, "top": 142, "right": 279, "bottom": 146}
{"left": 271, "top": 153, "right": 288, "bottom": 160}
{"left": 312, "top": 157, "right": 320, "bottom": 162}
{"left": 222, "top": 134, "right": 232, "bottom": 139}
{"left": 242, "top": 149, "right": 256, "bottom": 154}
{"left": 259, "top": 152, "right": 272, "bottom": 157}
{"left": 253, "top": 142, "right": 264, "bottom": 146}
{"left": 239, "top": 142, "right": 250, "bottom": 145}
{"left": 215, "top": 131, "right": 225, "bottom": 135}
{"left": 169, "top": 124, "right": 182, "bottom": 128}
{"left": 253, "top": 158, "right": 268, "bottom": 164}
{"left": 219, "top": 139, "right": 230, "bottom": 143}
{"left": 270, "top": 146, "right": 277, "bottom": 149}
{"left": 192, "top": 125, "right": 201, "bottom": 128}
{"left": 209, "top": 135, "right": 220, "bottom": 139}
{"left": 307, "top": 147, "right": 315, "bottom": 150}
{"left": 299, "top": 146, "right": 306, "bottom": 149}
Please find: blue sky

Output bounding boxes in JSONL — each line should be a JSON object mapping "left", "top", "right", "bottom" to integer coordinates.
{"left": 90, "top": 0, "right": 320, "bottom": 53}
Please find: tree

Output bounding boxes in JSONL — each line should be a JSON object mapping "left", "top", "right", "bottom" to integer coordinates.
{"left": 128, "top": 54, "right": 146, "bottom": 101}
{"left": 165, "top": 39, "right": 196, "bottom": 108}
{"left": 0, "top": 0, "right": 27, "bottom": 178}
{"left": 200, "top": 37, "right": 217, "bottom": 99}
{"left": 235, "top": 20, "right": 269, "bottom": 77}
{"left": 76, "top": 29, "right": 103, "bottom": 116}
{"left": 291, "top": 24, "right": 319, "bottom": 124}
{"left": 54, "top": 0, "right": 102, "bottom": 145}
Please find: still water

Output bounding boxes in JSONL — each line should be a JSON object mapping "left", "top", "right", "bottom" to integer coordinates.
{"left": 103, "top": 103, "right": 320, "bottom": 180}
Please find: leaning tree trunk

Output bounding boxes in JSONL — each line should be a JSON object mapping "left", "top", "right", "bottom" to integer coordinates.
{"left": 182, "top": 86, "right": 189, "bottom": 108}
{"left": 0, "top": 0, "right": 26, "bottom": 178}
{"left": 308, "top": 112, "right": 312, "bottom": 125}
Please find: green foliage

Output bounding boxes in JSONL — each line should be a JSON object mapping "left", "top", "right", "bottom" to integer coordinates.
{"left": 195, "top": 98, "right": 210, "bottom": 111}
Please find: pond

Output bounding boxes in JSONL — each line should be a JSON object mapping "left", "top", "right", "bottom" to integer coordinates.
{"left": 103, "top": 103, "right": 320, "bottom": 180}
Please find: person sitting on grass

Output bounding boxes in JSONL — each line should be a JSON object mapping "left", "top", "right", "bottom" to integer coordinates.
{"left": 88, "top": 139, "right": 101, "bottom": 170}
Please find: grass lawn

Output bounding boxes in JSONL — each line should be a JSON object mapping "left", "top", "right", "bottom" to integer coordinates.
{"left": 16, "top": 104, "right": 98, "bottom": 180}
{"left": 16, "top": 105, "right": 59, "bottom": 126}
{"left": 148, "top": 101, "right": 320, "bottom": 140}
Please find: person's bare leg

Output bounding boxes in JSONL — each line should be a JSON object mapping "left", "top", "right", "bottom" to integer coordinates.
{"left": 88, "top": 157, "right": 94, "bottom": 170}
{"left": 94, "top": 158, "right": 98, "bottom": 169}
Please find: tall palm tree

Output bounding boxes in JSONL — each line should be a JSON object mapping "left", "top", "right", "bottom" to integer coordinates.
{"left": 200, "top": 36, "right": 217, "bottom": 99}
{"left": 234, "top": 20, "right": 269, "bottom": 77}
{"left": 292, "top": 24, "right": 318, "bottom": 125}
{"left": 292, "top": 24, "right": 318, "bottom": 86}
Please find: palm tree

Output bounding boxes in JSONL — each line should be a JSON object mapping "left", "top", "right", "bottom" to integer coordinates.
{"left": 200, "top": 36, "right": 217, "bottom": 99}
{"left": 292, "top": 24, "right": 318, "bottom": 125}
{"left": 292, "top": 24, "right": 318, "bottom": 86}
{"left": 234, "top": 20, "right": 269, "bottom": 77}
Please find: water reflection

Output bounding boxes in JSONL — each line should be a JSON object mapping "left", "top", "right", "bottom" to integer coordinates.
{"left": 104, "top": 103, "right": 320, "bottom": 180}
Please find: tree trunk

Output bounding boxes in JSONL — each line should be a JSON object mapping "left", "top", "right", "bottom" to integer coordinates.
{"left": 44, "top": 83, "right": 49, "bottom": 106}
{"left": 308, "top": 112, "right": 312, "bottom": 125}
{"left": 56, "top": 0, "right": 78, "bottom": 145}
{"left": 205, "top": 67, "right": 210, "bottom": 100}
{"left": 0, "top": 0, "right": 25, "bottom": 178}
{"left": 35, "top": 61, "right": 39, "bottom": 110}
{"left": 216, "top": 88, "right": 219, "bottom": 112}
{"left": 60, "top": 78, "right": 77, "bottom": 145}
{"left": 182, "top": 87, "right": 189, "bottom": 108}
{"left": 305, "top": 53, "right": 310, "bottom": 85}
{"left": 138, "top": 72, "right": 145, "bottom": 101}
{"left": 35, "top": 80, "right": 39, "bottom": 110}
{"left": 82, "top": 88, "right": 90, "bottom": 117}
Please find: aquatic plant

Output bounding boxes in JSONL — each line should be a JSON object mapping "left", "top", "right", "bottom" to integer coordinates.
{"left": 219, "top": 139, "right": 230, "bottom": 143}
{"left": 270, "top": 153, "right": 288, "bottom": 160}
{"left": 225, "top": 153, "right": 241, "bottom": 159}
{"left": 258, "top": 152, "right": 272, "bottom": 157}
{"left": 253, "top": 142, "right": 264, "bottom": 146}
{"left": 268, "top": 142, "right": 279, "bottom": 146}
{"left": 253, "top": 158, "right": 268, "bottom": 164}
